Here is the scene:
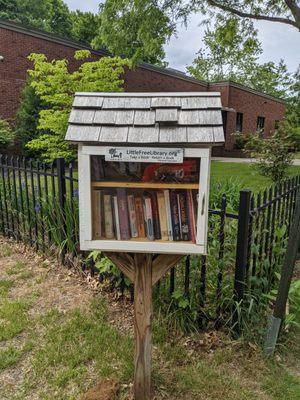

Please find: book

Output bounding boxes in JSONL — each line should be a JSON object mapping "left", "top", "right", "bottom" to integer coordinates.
{"left": 157, "top": 191, "right": 169, "bottom": 241}
{"left": 187, "top": 190, "right": 196, "bottom": 243}
{"left": 148, "top": 191, "right": 161, "bottom": 240}
{"left": 169, "top": 190, "right": 181, "bottom": 241}
{"left": 103, "top": 194, "right": 114, "bottom": 239}
{"left": 92, "top": 190, "right": 102, "bottom": 239}
{"left": 163, "top": 189, "right": 173, "bottom": 241}
{"left": 177, "top": 193, "right": 182, "bottom": 240}
{"left": 178, "top": 191, "right": 191, "bottom": 241}
{"left": 113, "top": 196, "right": 121, "bottom": 240}
{"left": 135, "top": 196, "right": 146, "bottom": 238}
{"left": 127, "top": 194, "right": 138, "bottom": 238}
{"left": 117, "top": 188, "right": 131, "bottom": 240}
{"left": 143, "top": 195, "right": 154, "bottom": 241}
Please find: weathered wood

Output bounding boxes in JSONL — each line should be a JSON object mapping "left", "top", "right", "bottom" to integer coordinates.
{"left": 69, "top": 109, "right": 95, "bottom": 124}
{"left": 134, "top": 110, "right": 156, "bottom": 125}
{"left": 152, "top": 254, "right": 183, "bottom": 285}
{"left": 155, "top": 109, "right": 178, "bottom": 123}
{"left": 105, "top": 252, "right": 135, "bottom": 282}
{"left": 128, "top": 127, "right": 159, "bottom": 143}
{"left": 115, "top": 110, "right": 135, "bottom": 125}
{"left": 159, "top": 126, "right": 187, "bottom": 143}
{"left": 99, "top": 126, "right": 129, "bottom": 143}
{"left": 65, "top": 125, "right": 101, "bottom": 142}
{"left": 134, "top": 253, "right": 153, "bottom": 400}
{"left": 187, "top": 127, "right": 214, "bottom": 143}
{"left": 93, "top": 110, "right": 117, "bottom": 125}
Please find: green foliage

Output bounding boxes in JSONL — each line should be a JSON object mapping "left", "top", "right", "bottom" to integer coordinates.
{"left": 0, "top": 119, "right": 14, "bottom": 148}
{"left": 285, "top": 68, "right": 300, "bottom": 150}
{"left": 244, "top": 128, "right": 295, "bottom": 182}
{"left": 26, "top": 50, "right": 130, "bottom": 161}
{"left": 94, "top": 0, "right": 174, "bottom": 65}
{"left": 188, "top": 17, "right": 293, "bottom": 99}
{"left": 70, "top": 10, "right": 101, "bottom": 45}
{"left": 15, "top": 81, "right": 48, "bottom": 157}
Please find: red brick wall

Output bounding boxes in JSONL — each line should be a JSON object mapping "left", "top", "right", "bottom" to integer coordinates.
{"left": 210, "top": 83, "right": 286, "bottom": 151}
{"left": 0, "top": 26, "right": 207, "bottom": 122}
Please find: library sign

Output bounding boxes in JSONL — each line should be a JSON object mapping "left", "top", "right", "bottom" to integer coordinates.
{"left": 105, "top": 147, "right": 184, "bottom": 163}
{"left": 66, "top": 92, "right": 224, "bottom": 400}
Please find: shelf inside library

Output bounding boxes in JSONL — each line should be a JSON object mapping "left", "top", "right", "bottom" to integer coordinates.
{"left": 91, "top": 181, "right": 199, "bottom": 190}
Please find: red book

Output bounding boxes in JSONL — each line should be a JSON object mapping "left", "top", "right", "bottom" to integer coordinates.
{"left": 117, "top": 188, "right": 131, "bottom": 240}
{"left": 135, "top": 196, "right": 146, "bottom": 238}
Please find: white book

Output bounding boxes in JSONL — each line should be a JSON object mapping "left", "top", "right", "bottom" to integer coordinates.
{"left": 113, "top": 196, "right": 121, "bottom": 240}
{"left": 163, "top": 190, "right": 173, "bottom": 241}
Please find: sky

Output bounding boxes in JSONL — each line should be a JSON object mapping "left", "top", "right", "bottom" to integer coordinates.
{"left": 65, "top": 0, "right": 300, "bottom": 74}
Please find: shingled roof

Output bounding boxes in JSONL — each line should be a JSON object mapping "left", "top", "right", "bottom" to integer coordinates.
{"left": 65, "top": 92, "right": 225, "bottom": 145}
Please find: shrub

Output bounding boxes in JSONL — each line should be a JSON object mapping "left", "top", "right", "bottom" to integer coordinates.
{"left": 244, "top": 127, "right": 295, "bottom": 183}
{"left": 0, "top": 119, "right": 14, "bottom": 148}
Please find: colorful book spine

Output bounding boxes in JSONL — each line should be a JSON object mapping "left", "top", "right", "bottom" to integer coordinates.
{"left": 157, "top": 191, "right": 169, "bottom": 241}
{"left": 103, "top": 194, "right": 114, "bottom": 239}
{"left": 135, "top": 196, "right": 146, "bottom": 238}
{"left": 113, "top": 196, "right": 121, "bottom": 240}
{"left": 178, "top": 191, "right": 191, "bottom": 241}
{"left": 127, "top": 194, "right": 138, "bottom": 238}
{"left": 149, "top": 191, "right": 161, "bottom": 240}
{"left": 169, "top": 190, "right": 181, "bottom": 241}
{"left": 187, "top": 190, "right": 196, "bottom": 243}
{"left": 92, "top": 190, "right": 102, "bottom": 239}
{"left": 177, "top": 193, "right": 183, "bottom": 240}
{"left": 117, "top": 188, "right": 131, "bottom": 240}
{"left": 143, "top": 196, "right": 154, "bottom": 241}
{"left": 163, "top": 189, "right": 173, "bottom": 241}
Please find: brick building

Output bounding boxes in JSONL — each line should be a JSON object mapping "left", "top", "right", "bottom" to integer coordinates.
{"left": 0, "top": 18, "right": 286, "bottom": 154}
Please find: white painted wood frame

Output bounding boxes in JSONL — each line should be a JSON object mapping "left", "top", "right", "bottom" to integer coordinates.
{"left": 78, "top": 145, "right": 211, "bottom": 255}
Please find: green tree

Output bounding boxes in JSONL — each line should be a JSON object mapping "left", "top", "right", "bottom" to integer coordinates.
{"left": 93, "top": 0, "right": 175, "bottom": 65}
{"left": 14, "top": 81, "right": 49, "bottom": 157}
{"left": 70, "top": 10, "right": 100, "bottom": 45}
{"left": 0, "top": 0, "right": 19, "bottom": 21}
{"left": 187, "top": 18, "right": 293, "bottom": 98}
{"left": 26, "top": 50, "right": 130, "bottom": 162}
{"left": 47, "top": 0, "right": 73, "bottom": 37}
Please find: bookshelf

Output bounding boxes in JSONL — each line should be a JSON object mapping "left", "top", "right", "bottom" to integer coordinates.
{"left": 91, "top": 181, "right": 199, "bottom": 189}
{"left": 77, "top": 145, "right": 211, "bottom": 255}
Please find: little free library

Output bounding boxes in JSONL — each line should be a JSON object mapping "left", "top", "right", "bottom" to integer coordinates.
{"left": 65, "top": 92, "right": 224, "bottom": 400}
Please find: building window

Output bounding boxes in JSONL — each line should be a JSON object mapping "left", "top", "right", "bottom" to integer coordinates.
{"left": 257, "top": 116, "right": 265, "bottom": 136}
{"left": 236, "top": 112, "right": 243, "bottom": 132}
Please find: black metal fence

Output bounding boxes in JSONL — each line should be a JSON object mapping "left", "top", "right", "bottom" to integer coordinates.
{"left": 0, "top": 154, "right": 299, "bottom": 333}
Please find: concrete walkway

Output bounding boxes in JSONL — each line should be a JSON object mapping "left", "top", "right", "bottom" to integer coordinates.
{"left": 212, "top": 157, "right": 300, "bottom": 166}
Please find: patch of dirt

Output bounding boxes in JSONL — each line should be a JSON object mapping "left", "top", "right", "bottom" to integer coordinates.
{"left": 82, "top": 379, "right": 119, "bottom": 400}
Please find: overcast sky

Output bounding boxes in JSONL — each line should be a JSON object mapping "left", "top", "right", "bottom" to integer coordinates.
{"left": 65, "top": 0, "right": 299, "bottom": 74}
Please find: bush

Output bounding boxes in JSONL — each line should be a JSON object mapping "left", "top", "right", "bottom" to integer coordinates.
{"left": 244, "top": 127, "right": 295, "bottom": 183}
{"left": 0, "top": 119, "right": 14, "bottom": 148}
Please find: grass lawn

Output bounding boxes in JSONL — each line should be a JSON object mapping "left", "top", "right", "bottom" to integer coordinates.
{"left": 0, "top": 237, "right": 299, "bottom": 400}
{"left": 211, "top": 161, "right": 300, "bottom": 193}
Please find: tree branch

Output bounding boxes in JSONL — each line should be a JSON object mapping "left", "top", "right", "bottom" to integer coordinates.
{"left": 207, "top": 0, "right": 300, "bottom": 30}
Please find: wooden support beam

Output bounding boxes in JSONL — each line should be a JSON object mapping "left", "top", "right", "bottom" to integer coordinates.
{"left": 152, "top": 254, "right": 183, "bottom": 286}
{"left": 134, "top": 253, "right": 152, "bottom": 400}
{"left": 105, "top": 252, "right": 134, "bottom": 282}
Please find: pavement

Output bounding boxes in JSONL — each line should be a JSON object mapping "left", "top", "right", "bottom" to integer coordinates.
{"left": 212, "top": 157, "right": 300, "bottom": 166}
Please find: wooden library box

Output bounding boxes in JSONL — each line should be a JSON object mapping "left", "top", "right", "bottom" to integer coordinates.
{"left": 66, "top": 92, "right": 225, "bottom": 255}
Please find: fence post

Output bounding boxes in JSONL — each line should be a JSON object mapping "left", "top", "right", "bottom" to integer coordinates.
{"left": 232, "top": 189, "right": 252, "bottom": 337}
{"left": 56, "top": 157, "right": 67, "bottom": 264}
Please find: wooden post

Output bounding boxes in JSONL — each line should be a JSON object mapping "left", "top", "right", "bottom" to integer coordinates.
{"left": 134, "top": 253, "right": 152, "bottom": 400}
